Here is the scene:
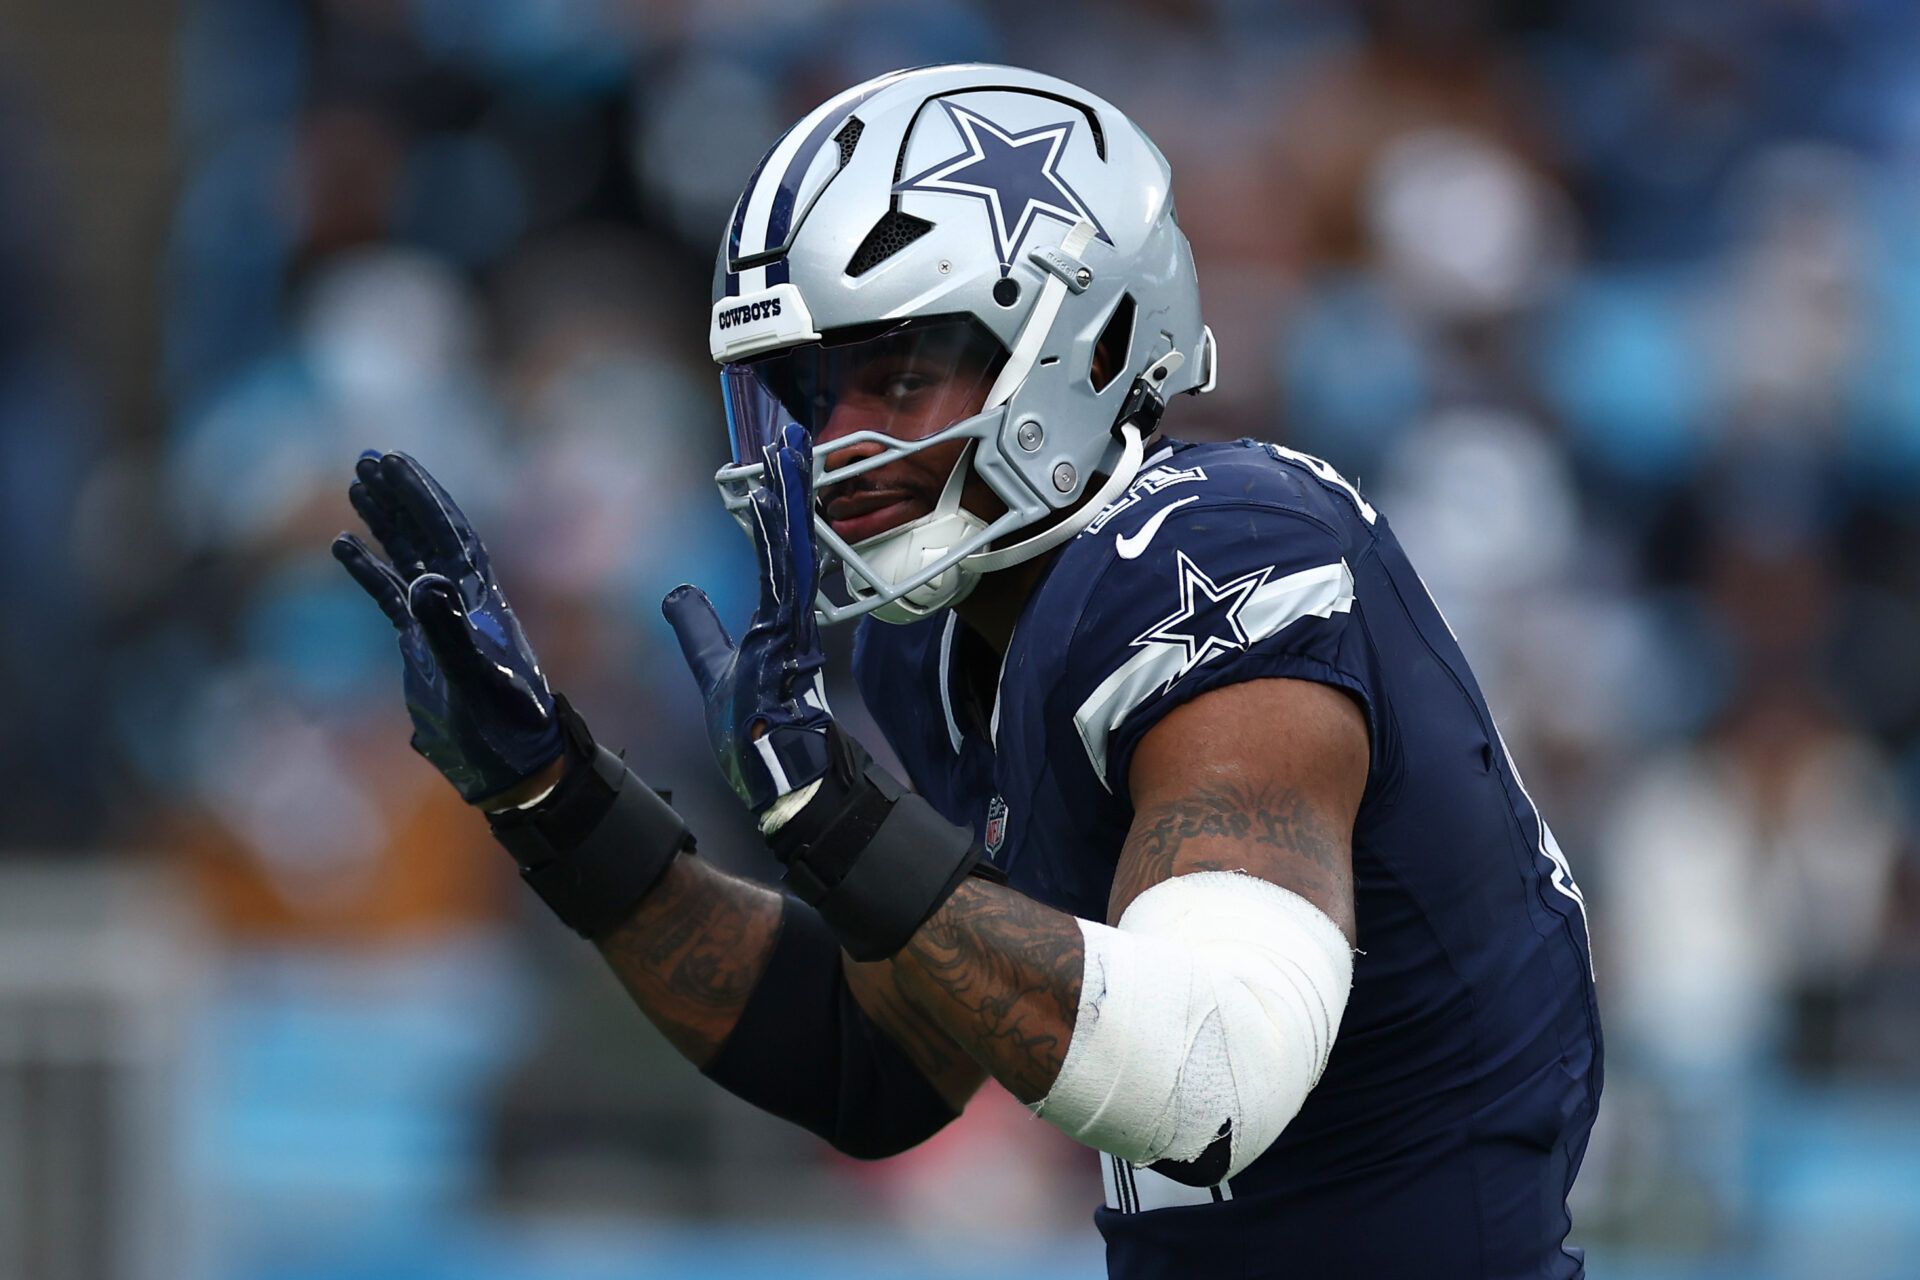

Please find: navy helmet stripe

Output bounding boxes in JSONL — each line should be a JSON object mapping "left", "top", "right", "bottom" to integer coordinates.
{"left": 729, "top": 127, "right": 792, "bottom": 267}
{"left": 760, "top": 84, "right": 885, "bottom": 252}
{"left": 729, "top": 66, "right": 945, "bottom": 293}
{"left": 742, "top": 67, "right": 938, "bottom": 265}
{"left": 765, "top": 182, "right": 799, "bottom": 254}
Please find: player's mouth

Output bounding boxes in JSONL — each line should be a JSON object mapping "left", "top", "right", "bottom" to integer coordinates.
{"left": 823, "top": 488, "right": 926, "bottom": 544}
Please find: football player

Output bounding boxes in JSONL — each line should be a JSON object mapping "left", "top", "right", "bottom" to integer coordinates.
{"left": 336, "top": 64, "right": 1601, "bottom": 1278}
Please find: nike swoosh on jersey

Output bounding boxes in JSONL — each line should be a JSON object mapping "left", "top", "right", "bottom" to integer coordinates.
{"left": 1115, "top": 495, "right": 1200, "bottom": 559}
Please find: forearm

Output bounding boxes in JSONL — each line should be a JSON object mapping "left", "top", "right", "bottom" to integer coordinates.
{"left": 597, "top": 856, "right": 971, "bottom": 1158}
{"left": 592, "top": 851, "right": 784, "bottom": 1066}
{"left": 887, "top": 877, "right": 1085, "bottom": 1104}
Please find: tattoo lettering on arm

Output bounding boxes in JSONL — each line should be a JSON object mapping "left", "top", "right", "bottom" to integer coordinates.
{"left": 1113, "top": 676, "right": 1366, "bottom": 941}
{"left": 891, "top": 877, "right": 1086, "bottom": 1105}
{"left": 594, "top": 854, "right": 784, "bottom": 1066}
{"left": 1107, "top": 780, "right": 1352, "bottom": 931}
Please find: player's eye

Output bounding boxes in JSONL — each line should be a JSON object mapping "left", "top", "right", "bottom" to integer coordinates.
{"left": 881, "top": 371, "right": 931, "bottom": 400}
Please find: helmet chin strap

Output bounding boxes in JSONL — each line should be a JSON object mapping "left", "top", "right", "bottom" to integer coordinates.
{"left": 983, "top": 219, "right": 1099, "bottom": 412}
{"left": 962, "top": 422, "right": 1145, "bottom": 574}
{"left": 961, "top": 216, "right": 1176, "bottom": 576}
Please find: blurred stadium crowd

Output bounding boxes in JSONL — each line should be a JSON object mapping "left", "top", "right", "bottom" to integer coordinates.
{"left": 5, "top": 0, "right": 1920, "bottom": 1277}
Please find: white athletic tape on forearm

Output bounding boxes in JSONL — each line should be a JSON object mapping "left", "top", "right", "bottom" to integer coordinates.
{"left": 1032, "top": 871, "right": 1353, "bottom": 1181}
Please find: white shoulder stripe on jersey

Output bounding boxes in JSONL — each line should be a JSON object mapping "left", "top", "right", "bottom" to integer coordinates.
{"left": 1074, "top": 560, "right": 1356, "bottom": 789}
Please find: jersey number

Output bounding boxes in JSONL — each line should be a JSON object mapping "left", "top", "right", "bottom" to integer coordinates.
{"left": 1273, "top": 441, "right": 1587, "bottom": 964}
{"left": 1268, "top": 445, "right": 1377, "bottom": 525}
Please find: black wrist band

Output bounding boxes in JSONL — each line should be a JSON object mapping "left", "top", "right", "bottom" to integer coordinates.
{"left": 488, "top": 695, "right": 694, "bottom": 939}
{"left": 769, "top": 727, "right": 980, "bottom": 962}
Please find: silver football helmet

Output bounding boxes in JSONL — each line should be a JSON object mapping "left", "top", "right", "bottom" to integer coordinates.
{"left": 708, "top": 63, "right": 1216, "bottom": 624}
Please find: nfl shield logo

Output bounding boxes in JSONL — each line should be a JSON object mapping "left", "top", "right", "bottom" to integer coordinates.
{"left": 984, "top": 795, "right": 1009, "bottom": 857}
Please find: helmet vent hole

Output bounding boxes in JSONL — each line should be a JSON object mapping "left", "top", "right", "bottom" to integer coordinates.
{"left": 993, "top": 278, "right": 1020, "bottom": 307}
{"left": 834, "top": 117, "right": 864, "bottom": 167}
{"left": 1081, "top": 106, "right": 1106, "bottom": 160}
{"left": 1090, "top": 293, "right": 1135, "bottom": 393}
{"left": 846, "top": 210, "right": 934, "bottom": 277}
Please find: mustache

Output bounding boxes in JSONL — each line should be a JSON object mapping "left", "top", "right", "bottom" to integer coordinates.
{"left": 825, "top": 476, "right": 896, "bottom": 499}
{"left": 821, "top": 479, "right": 927, "bottom": 526}
{"left": 821, "top": 472, "right": 917, "bottom": 503}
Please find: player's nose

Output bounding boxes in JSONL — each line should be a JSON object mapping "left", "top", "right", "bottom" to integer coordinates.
{"left": 813, "top": 398, "right": 889, "bottom": 455}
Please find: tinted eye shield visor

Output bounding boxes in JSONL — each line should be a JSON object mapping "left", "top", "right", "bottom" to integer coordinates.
{"left": 718, "top": 315, "right": 1005, "bottom": 463}
{"left": 714, "top": 317, "right": 1039, "bottom": 617}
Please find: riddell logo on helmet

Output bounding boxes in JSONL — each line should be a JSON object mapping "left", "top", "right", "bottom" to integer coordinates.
{"left": 717, "top": 298, "right": 783, "bottom": 329}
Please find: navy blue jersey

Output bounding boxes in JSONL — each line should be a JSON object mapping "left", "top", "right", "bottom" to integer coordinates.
{"left": 853, "top": 438, "right": 1602, "bottom": 1279}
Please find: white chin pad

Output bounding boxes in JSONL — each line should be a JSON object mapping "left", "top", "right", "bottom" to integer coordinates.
{"left": 839, "top": 440, "right": 985, "bottom": 623}
{"left": 1032, "top": 872, "right": 1353, "bottom": 1181}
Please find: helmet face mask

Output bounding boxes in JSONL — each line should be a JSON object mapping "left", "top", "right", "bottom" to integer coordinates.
{"left": 709, "top": 64, "right": 1215, "bottom": 625}
{"left": 718, "top": 315, "right": 1020, "bottom": 622}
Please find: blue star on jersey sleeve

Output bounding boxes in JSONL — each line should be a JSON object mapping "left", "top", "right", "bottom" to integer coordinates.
{"left": 1134, "top": 551, "right": 1273, "bottom": 674}
{"left": 1064, "top": 493, "right": 1381, "bottom": 799}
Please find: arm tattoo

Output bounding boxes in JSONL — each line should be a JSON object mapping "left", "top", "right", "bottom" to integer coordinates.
{"left": 1108, "top": 780, "right": 1351, "bottom": 928}
{"left": 891, "top": 877, "right": 1085, "bottom": 1105}
{"left": 843, "top": 955, "right": 986, "bottom": 1111}
{"left": 587, "top": 781, "right": 1344, "bottom": 1120}
{"left": 594, "top": 855, "right": 783, "bottom": 1066}
{"left": 883, "top": 785, "right": 1349, "bottom": 1105}
{"left": 597, "top": 855, "right": 987, "bottom": 1109}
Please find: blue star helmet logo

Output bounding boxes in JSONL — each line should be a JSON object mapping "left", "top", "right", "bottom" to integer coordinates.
{"left": 895, "top": 100, "right": 1111, "bottom": 276}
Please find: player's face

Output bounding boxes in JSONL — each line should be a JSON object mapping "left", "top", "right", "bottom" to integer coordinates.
{"left": 722, "top": 318, "right": 1008, "bottom": 546}
{"left": 812, "top": 339, "right": 1002, "bottom": 544}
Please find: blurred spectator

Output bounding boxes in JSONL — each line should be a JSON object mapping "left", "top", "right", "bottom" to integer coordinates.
{"left": 0, "top": 73, "right": 108, "bottom": 847}
{"left": 1604, "top": 533, "right": 1904, "bottom": 1078}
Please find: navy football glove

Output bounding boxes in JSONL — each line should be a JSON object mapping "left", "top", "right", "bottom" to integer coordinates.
{"left": 663, "top": 423, "right": 832, "bottom": 818}
{"left": 333, "top": 451, "right": 564, "bottom": 804}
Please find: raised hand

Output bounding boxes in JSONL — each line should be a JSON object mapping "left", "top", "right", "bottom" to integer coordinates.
{"left": 662, "top": 423, "right": 832, "bottom": 817}
{"left": 333, "top": 451, "right": 564, "bottom": 804}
